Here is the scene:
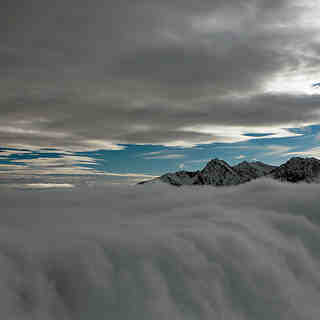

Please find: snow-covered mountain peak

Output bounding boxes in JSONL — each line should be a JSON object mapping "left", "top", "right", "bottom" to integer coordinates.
{"left": 270, "top": 157, "right": 320, "bottom": 183}
{"left": 138, "top": 157, "right": 320, "bottom": 186}
{"left": 199, "top": 159, "right": 242, "bottom": 186}
{"left": 233, "top": 161, "right": 275, "bottom": 181}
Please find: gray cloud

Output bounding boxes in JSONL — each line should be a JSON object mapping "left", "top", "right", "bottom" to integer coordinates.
{"left": 0, "top": 180, "right": 319, "bottom": 319}
{"left": 1, "top": 0, "right": 320, "bottom": 149}
{"left": 1, "top": 91, "right": 319, "bottom": 149}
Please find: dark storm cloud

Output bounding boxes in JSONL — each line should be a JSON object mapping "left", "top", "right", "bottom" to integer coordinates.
{"left": 1, "top": 90, "right": 319, "bottom": 148}
{"left": 110, "top": 43, "right": 286, "bottom": 92}
{"left": 1, "top": 0, "right": 320, "bottom": 149}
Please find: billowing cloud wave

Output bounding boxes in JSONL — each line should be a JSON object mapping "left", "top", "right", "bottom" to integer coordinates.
{"left": 0, "top": 180, "right": 319, "bottom": 319}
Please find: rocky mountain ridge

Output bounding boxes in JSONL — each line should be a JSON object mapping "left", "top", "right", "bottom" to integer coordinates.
{"left": 138, "top": 157, "right": 320, "bottom": 186}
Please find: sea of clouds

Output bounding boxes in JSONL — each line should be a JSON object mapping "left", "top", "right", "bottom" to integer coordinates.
{"left": 0, "top": 179, "right": 320, "bottom": 319}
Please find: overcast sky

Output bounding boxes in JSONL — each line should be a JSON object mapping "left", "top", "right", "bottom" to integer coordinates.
{"left": 1, "top": 0, "right": 320, "bottom": 183}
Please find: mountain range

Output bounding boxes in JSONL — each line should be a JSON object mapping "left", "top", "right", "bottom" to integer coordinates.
{"left": 138, "top": 157, "right": 320, "bottom": 186}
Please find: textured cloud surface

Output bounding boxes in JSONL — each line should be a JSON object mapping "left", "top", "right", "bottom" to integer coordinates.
{"left": 0, "top": 180, "right": 320, "bottom": 319}
{"left": 2, "top": 0, "right": 320, "bottom": 150}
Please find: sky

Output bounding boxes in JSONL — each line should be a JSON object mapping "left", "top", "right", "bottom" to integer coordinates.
{"left": 1, "top": 0, "right": 320, "bottom": 186}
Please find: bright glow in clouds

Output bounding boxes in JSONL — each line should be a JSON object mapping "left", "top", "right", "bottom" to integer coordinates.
{"left": 0, "top": 181, "right": 319, "bottom": 319}
{"left": 83, "top": 140, "right": 125, "bottom": 151}
{"left": 297, "top": 0, "right": 320, "bottom": 31}
{"left": 18, "top": 183, "right": 75, "bottom": 189}
{"left": 265, "top": 71, "right": 320, "bottom": 95}
{"left": 264, "top": 1, "right": 320, "bottom": 95}
{"left": 193, "top": 0, "right": 320, "bottom": 96}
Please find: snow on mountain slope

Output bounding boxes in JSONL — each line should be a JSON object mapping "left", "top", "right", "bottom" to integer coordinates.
{"left": 197, "top": 159, "right": 243, "bottom": 186}
{"left": 139, "top": 157, "right": 320, "bottom": 186}
{"left": 233, "top": 161, "right": 276, "bottom": 182}
{"left": 270, "top": 157, "right": 320, "bottom": 183}
{"left": 159, "top": 171, "right": 200, "bottom": 186}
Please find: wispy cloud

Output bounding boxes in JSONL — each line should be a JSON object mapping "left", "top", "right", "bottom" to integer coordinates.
{"left": 187, "top": 159, "right": 211, "bottom": 164}
{"left": 0, "top": 150, "right": 33, "bottom": 157}
{"left": 16, "top": 183, "right": 75, "bottom": 189}
{"left": 263, "top": 145, "right": 293, "bottom": 156}
{"left": 144, "top": 154, "right": 185, "bottom": 160}
{"left": 102, "top": 172, "right": 157, "bottom": 178}
{"left": 287, "top": 147, "right": 320, "bottom": 159}
{"left": 0, "top": 156, "right": 157, "bottom": 178}
{"left": 0, "top": 151, "right": 103, "bottom": 176}
{"left": 141, "top": 149, "right": 185, "bottom": 160}
{"left": 141, "top": 151, "right": 164, "bottom": 157}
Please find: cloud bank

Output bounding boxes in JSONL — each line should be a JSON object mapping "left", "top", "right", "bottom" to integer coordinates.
{"left": 0, "top": 180, "right": 319, "bottom": 319}
{"left": 1, "top": 0, "right": 320, "bottom": 150}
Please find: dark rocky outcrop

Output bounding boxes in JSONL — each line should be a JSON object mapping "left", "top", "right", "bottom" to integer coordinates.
{"left": 138, "top": 157, "right": 320, "bottom": 186}
{"left": 270, "top": 157, "right": 320, "bottom": 183}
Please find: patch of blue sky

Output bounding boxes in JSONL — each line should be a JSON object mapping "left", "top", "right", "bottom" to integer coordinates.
{"left": 0, "top": 159, "right": 26, "bottom": 167}
{"left": 75, "top": 124, "right": 320, "bottom": 173}
{"left": 287, "top": 124, "right": 320, "bottom": 136}
{"left": 76, "top": 145, "right": 184, "bottom": 175}
{"left": 1, "top": 124, "right": 320, "bottom": 177}
{"left": 243, "top": 133, "right": 274, "bottom": 137}
{"left": 5, "top": 152, "right": 63, "bottom": 161}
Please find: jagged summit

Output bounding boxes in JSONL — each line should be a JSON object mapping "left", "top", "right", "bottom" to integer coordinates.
{"left": 270, "top": 157, "right": 320, "bottom": 183}
{"left": 138, "top": 157, "right": 320, "bottom": 186}
{"left": 199, "top": 159, "right": 242, "bottom": 186}
{"left": 157, "top": 170, "right": 199, "bottom": 186}
{"left": 233, "top": 160, "right": 276, "bottom": 181}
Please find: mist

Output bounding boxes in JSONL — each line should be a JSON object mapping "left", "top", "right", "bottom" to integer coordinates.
{"left": 0, "top": 179, "right": 320, "bottom": 319}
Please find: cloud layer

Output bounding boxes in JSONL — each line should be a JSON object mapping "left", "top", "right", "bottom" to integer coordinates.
{"left": 1, "top": 0, "right": 320, "bottom": 150}
{"left": 0, "top": 180, "right": 320, "bottom": 319}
